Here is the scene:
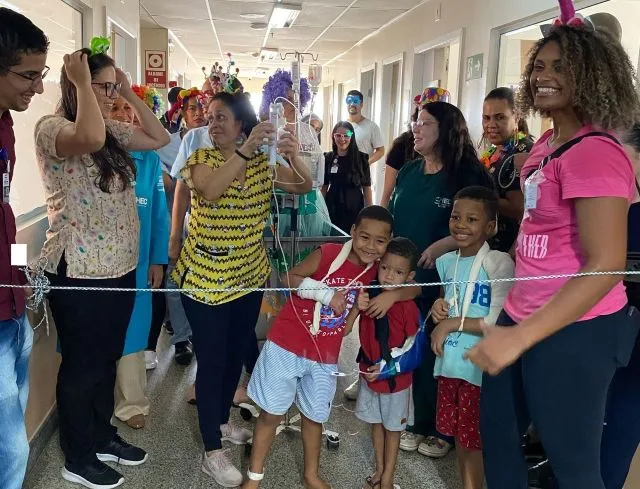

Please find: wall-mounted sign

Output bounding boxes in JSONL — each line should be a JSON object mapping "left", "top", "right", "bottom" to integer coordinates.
{"left": 144, "top": 50, "right": 167, "bottom": 89}
{"left": 465, "top": 53, "right": 483, "bottom": 81}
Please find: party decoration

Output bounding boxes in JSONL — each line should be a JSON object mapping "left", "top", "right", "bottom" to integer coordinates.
{"left": 167, "top": 87, "right": 202, "bottom": 122}
{"left": 89, "top": 36, "right": 110, "bottom": 57}
{"left": 416, "top": 87, "right": 451, "bottom": 106}
{"left": 260, "top": 69, "right": 311, "bottom": 119}
{"left": 131, "top": 84, "right": 164, "bottom": 116}
{"left": 551, "top": 0, "right": 588, "bottom": 30}
{"left": 206, "top": 53, "right": 242, "bottom": 95}
{"left": 480, "top": 132, "right": 528, "bottom": 169}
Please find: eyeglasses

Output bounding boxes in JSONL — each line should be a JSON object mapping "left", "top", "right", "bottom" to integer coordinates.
{"left": 7, "top": 66, "right": 50, "bottom": 83}
{"left": 333, "top": 132, "right": 352, "bottom": 140}
{"left": 411, "top": 120, "right": 437, "bottom": 131}
{"left": 346, "top": 96, "right": 362, "bottom": 106}
{"left": 91, "top": 82, "right": 121, "bottom": 98}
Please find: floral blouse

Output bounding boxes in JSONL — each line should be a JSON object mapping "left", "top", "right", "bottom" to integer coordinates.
{"left": 34, "top": 115, "right": 139, "bottom": 279}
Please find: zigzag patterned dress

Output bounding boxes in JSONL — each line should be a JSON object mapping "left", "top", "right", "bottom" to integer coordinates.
{"left": 171, "top": 148, "right": 272, "bottom": 305}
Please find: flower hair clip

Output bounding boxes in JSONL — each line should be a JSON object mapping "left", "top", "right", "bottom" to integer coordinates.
{"left": 89, "top": 36, "right": 110, "bottom": 56}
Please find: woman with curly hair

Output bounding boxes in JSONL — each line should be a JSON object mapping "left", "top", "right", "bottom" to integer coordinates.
{"left": 467, "top": 3, "right": 640, "bottom": 487}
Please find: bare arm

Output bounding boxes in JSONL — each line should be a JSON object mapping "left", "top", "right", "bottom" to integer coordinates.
{"left": 190, "top": 155, "right": 248, "bottom": 202}
{"left": 518, "top": 197, "right": 628, "bottom": 347}
{"left": 273, "top": 132, "right": 313, "bottom": 194}
{"left": 321, "top": 185, "right": 328, "bottom": 197}
{"left": 191, "top": 122, "right": 276, "bottom": 202}
{"left": 380, "top": 166, "right": 398, "bottom": 208}
{"left": 498, "top": 190, "right": 524, "bottom": 220}
{"left": 168, "top": 180, "right": 190, "bottom": 263}
{"left": 280, "top": 248, "right": 322, "bottom": 289}
{"left": 54, "top": 52, "right": 106, "bottom": 157}
{"left": 118, "top": 70, "right": 170, "bottom": 151}
{"left": 467, "top": 197, "right": 629, "bottom": 375}
{"left": 363, "top": 186, "right": 373, "bottom": 206}
{"left": 368, "top": 146, "right": 385, "bottom": 165}
{"left": 343, "top": 306, "right": 360, "bottom": 336}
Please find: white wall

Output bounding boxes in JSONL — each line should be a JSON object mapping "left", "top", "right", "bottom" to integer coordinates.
{"left": 322, "top": 0, "right": 569, "bottom": 142}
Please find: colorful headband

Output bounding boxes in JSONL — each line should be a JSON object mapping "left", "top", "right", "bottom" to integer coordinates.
{"left": 417, "top": 87, "right": 451, "bottom": 106}
{"left": 131, "top": 85, "right": 164, "bottom": 116}
{"left": 168, "top": 88, "right": 203, "bottom": 121}
{"left": 204, "top": 53, "right": 242, "bottom": 94}
{"left": 89, "top": 37, "right": 110, "bottom": 57}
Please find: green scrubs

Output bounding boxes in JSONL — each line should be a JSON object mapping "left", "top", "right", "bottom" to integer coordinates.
{"left": 390, "top": 158, "right": 493, "bottom": 439}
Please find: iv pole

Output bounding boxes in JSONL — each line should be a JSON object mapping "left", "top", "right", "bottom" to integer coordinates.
{"left": 269, "top": 51, "right": 340, "bottom": 450}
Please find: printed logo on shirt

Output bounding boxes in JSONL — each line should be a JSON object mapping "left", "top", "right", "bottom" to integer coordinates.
{"left": 136, "top": 196, "right": 149, "bottom": 207}
{"left": 518, "top": 233, "right": 549, "bottom": 259}
{"left": 434, "top": 196, "right": 452, "bottom": 209}
{"left": 318, "top": 277, "right": 362, "bottom": 336}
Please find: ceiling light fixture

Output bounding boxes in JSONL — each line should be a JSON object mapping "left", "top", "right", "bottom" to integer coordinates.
{"left": 268, "top": 2, "right": 301, "bottom": 29}
{"left": 260, "top": 48, "right": 279, "bottom": 61}
{"left": 240, "top": 13, "right": 266, "bottom": 20}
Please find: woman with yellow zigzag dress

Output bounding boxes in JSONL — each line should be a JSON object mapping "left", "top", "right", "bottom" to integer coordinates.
{"left": 171, "top": 89, "right": 312, "bottom": 487}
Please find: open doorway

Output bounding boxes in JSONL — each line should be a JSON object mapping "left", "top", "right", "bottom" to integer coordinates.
{"left": 411, "top": 30, "right": 462, "bottom": 106}
{"left": 360, "top": 65, "right": 376, "bottom": 119}
{"left": 377, "top": 54, "right": 403, "bottom": 203}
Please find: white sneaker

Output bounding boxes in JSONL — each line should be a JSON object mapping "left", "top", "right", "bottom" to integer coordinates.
{"left": 399, "top": 431, "right": 425, "bottom": 451}
{"left": 418, "top": 436, "right": 453, "bottom": 458}
{"left": 344, "top": 378, "right": 359, "bottom": 401}
{"left": 220, "top": 423, "right": 252, "bottom": 445}
{"left": 144, "top": 351, "right": 158, "bottom": 370}
{"left": 202, "top": 449, "right": 242, "bottom": 488}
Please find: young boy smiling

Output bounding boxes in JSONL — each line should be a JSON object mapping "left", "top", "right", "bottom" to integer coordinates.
{"left": 243, "top": 206, "right": 419, "bottom": 489}
{"left": 430, "top": 186, "right": 514, "bottom": 489}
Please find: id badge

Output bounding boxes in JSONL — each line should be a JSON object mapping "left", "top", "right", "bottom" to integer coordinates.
{"left": 524, "top": 170, "right": 544, "bottom": 211}
{"left": 2, "top": 172, "right": 9, "bottom": 204}
{"left": 330, "top": 163, "right": 338, "bottom": 174}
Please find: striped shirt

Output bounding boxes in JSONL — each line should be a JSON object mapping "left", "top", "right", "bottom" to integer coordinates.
{"left": 171, "top": 147, "right": 272, "bottom": 305}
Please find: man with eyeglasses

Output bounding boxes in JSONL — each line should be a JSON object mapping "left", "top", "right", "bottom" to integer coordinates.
{"left": 0, "top": 8, "right": 49, "bottom": 489}
{"left": 346, "top": 89, "right": 385, "bottom": 166}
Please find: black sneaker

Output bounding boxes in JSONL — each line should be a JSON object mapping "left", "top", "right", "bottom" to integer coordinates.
{"left": 61, "top": 459, "right": 124, "bottom": 489}
{"left": 96, "top": 435, "right": 148, "bottom": 466}
{"left": 174, "top": 340, "right": 194, "bottom": 366}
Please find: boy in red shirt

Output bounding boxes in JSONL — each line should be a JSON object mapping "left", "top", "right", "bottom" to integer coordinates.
{"left": 243, "top": 206, "right": 419, "bottom": 489}
{"left": 352, "top": 237, "right": 420, "bottom": 489}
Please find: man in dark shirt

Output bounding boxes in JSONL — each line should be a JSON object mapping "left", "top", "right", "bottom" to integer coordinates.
{"left": 0, "top": 8, "right": 48, "bottom": 489}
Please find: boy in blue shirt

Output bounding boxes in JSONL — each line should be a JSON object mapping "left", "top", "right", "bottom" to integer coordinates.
{"left": 429, "top": 186, "right": 514, "bottom": 489}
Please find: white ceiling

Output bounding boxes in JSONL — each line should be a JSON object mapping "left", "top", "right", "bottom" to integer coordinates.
{"left": 140, "top": 0, "right": 425, "bottom": 81}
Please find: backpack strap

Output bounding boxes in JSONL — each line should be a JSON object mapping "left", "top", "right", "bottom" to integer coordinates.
{"left": 368, "top": 281, "right": 396, "bottom": 392}
{"left": 536, "top": 131, "right": 620, "bottom": 173}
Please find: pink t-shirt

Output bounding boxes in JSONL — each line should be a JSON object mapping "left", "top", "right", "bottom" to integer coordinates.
{"left": 504, "top": 126, "right": 635, "bottom": 323}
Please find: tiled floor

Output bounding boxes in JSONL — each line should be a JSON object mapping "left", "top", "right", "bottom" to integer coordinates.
{"left": 24, "top": 330, "right": 461, "bottom": 489}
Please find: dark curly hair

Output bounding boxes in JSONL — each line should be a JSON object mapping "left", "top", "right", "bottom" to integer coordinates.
{"left": 517, "top": 25, "right": 639, "bottom": 130}
{"left": 59, "top": 48, "right": 135, "bottom": 193}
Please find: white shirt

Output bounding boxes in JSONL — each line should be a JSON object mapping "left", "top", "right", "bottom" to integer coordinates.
{"left": 155, "top": 131, "right": 182, "bottom": 175}
{"left": 170, "top": 126, "right": 214, "bottom": 178}
{"left": 350, "top": 117, "right": 383, "bottom": 156}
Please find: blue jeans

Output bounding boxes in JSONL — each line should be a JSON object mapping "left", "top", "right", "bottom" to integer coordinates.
{"left": 0, "top": 313, "right": 33, "bottom": 489}
{"left": 166, "top": 263, "right": 191, "bottom": 345}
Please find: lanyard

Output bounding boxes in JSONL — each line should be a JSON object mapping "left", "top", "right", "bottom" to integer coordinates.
{"left": 1, "top": 148, "right": 9, "bottom": 204}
